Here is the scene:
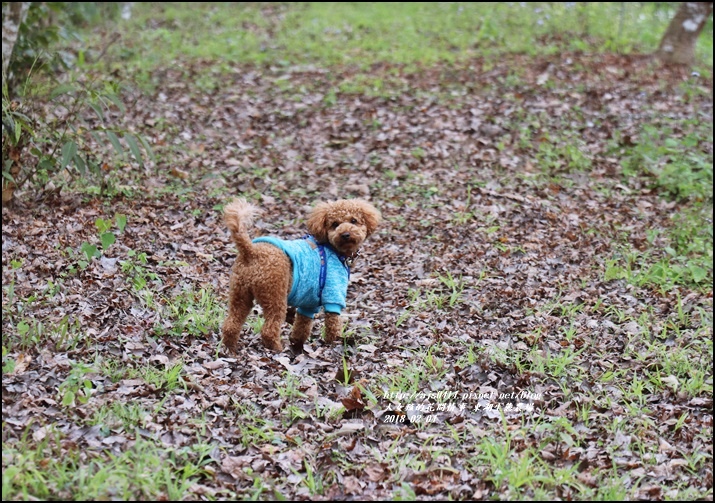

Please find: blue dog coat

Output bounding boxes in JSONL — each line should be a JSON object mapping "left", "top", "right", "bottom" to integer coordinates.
{"left": 253, "top": 236, "right": 350, "bottom": 319}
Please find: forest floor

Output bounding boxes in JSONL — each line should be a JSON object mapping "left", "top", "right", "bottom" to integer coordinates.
{"left": 2, "top": 4, "right": 713, "bottom": 501}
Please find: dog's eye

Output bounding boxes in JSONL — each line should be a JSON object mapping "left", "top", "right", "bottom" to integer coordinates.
{"left": 350, "top": 218, "right": 358, "bottom": 224}
{"left": 331, "top": 222, "right": 339, "bottom": 229}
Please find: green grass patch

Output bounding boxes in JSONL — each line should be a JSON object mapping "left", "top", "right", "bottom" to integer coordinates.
{"left": 604, "top": 207, "right": 713, "bottom": 291}
{"left": 103, "top": 2, "right": 712, "bottom": 76}
{"left": 605, "top": 117, "right": 713, "bottom": 291}
{"left": 153, "top": 286, "right": 224, "bottom": 337}
{"left": 2, "top": 428, "right": 214, "bottom": 501}
{"left": 621, "top": 119, "right": 713, "bottom": 203}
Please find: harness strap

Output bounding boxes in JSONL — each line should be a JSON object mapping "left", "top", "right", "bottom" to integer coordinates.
{"left": 304, "top": 235, "right": 327, "bottom": 303}
{"left": 316, "top": 241, "right": 327, "bottom": 304}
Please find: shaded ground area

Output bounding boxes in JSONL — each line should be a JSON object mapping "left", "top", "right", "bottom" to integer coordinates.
{"left": 2, "top": 52, "right": 713, "bottom": 499}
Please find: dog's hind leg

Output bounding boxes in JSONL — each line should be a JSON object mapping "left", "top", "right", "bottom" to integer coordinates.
{"left": 258, "top": 297, "right": 287, "bottom": 352}
{"left": 222, "top": 285, "right": 253, "bottom": 353}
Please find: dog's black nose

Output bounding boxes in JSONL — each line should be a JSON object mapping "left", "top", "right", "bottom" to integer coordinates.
{"left": 340, "top": 232, "right": 351, "bottom": 240}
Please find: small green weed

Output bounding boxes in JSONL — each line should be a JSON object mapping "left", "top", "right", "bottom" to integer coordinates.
{"left": 140, "top": 361, "right": 185, "bottom": 392}
{"left": 89, "top": 401, "right": 149, "bottom": 431}
{"left": 154, "top": 286, "right": 222, "bottom": 337}
{"left": 436, "top": 271, "right": 466, "bottom": 308}
{"left": 78, "top": 213, "right": 127, "bottom": 268}
{"left": 536, "top": 135, "right": 592, "bottom": 173}
{"left": 233, "top": 403, "right": 279, "bottom": 448}
{"left": 58, "top": 363, "right": 95, "bottom": 407}
{"left": 292, "top": 459, "right": 324, "bottom": 496}
{"left": 120, "top": 249, "right": 162, "bottom": 295}
{"left": 2, "top": 346, "right": 16, "bottom": 374}
{"left": 277, "top": 372, "right": 307, "bottom": 401}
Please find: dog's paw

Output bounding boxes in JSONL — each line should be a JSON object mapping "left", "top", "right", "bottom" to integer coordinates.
{"left": 289, "top": 341, "right": 305, "bottom": 356}
{"left": 221, "top": 332, "right": 240, "bottom": 354}
{"left": 262, "top": 337, "right": 284, "bottom": 353}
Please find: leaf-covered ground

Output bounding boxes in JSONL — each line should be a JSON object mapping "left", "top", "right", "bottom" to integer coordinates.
{"left": 3, "top": 38, "right": 713, "bottom": 501}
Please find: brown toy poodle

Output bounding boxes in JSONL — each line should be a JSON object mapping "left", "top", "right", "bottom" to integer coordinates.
{"left": 221, "top": 198, "right": 381, "bottom": 353}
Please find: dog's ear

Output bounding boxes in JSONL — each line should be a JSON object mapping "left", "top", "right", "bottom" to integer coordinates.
{"left": 306, "top": 202, "right": 330, "bottom": 242}
{"left": 356, "top": 200, "right": 381, "bottom": 237}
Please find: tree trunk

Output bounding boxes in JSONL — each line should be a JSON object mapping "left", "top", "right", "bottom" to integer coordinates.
{"left": 2, "top": 3, "right": 31, "bottom": 206}
{"left": 656, "top": 2, "right": 713, "bottom": 65}
{"left": 2, "top": 2, "right": 32, "bottom": 77}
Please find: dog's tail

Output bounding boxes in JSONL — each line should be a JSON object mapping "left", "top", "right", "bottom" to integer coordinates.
{"left": 224, "top": 198, "right": 259, "bottom": 263}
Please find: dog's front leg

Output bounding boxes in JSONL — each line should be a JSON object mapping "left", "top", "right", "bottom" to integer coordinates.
{"left": 323, "top": 312, "right": 343, "bottom": 344}
{"left": 289, "top": 313, "right": 313, "bottom": 354}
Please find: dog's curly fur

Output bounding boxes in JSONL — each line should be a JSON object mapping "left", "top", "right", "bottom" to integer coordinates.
{"left": 222, "top": 198, "right": 381, "bottom": 353}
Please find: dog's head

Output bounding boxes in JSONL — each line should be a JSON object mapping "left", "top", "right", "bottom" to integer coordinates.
{"left": 306, "top": 199, "right": 381, "bottom": 257}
